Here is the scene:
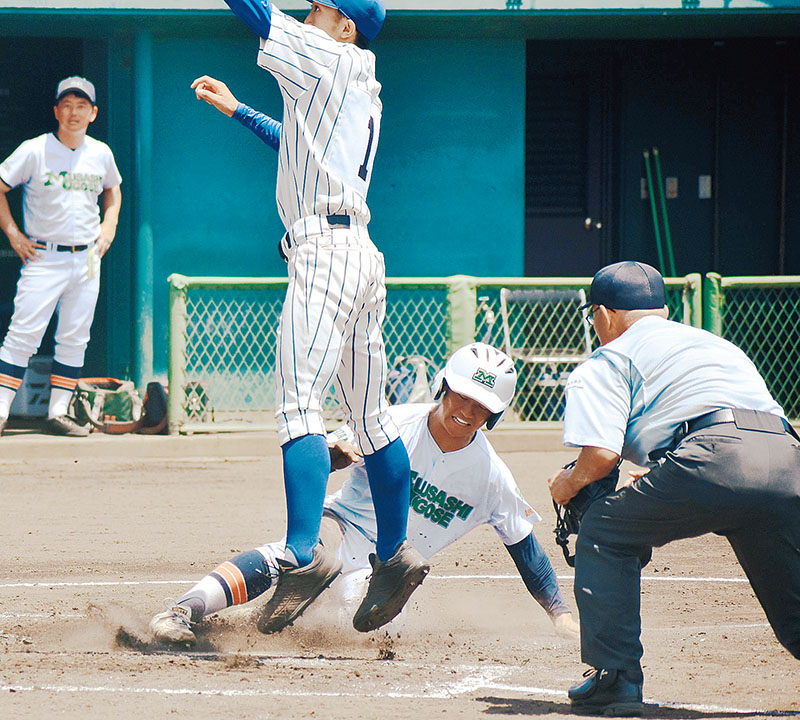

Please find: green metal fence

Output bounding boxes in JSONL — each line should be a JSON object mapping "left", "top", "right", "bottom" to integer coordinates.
{"left": 703, "top": 274, "right": 800, "bottom": 420}
{"left": 167, "top": 273, "right": 702, "bottom": 433}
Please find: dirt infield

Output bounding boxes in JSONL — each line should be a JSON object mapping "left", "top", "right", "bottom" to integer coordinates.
{"left": 1, "top": 427, "right": 797, "bottom": 719}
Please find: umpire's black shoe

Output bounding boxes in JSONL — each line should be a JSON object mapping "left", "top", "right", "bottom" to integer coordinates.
{"left": 569, "top": 668, "right": 644, "bottom": 717}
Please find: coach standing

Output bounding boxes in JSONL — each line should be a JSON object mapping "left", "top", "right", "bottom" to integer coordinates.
{"left": 548, "top": 261, "right": 800, "bottom": 716}
{"left": 207, "top": 0, "right": 428, "bottom": 635}
{"left": 0, "top": 76, "right": 122, "bottom": 437}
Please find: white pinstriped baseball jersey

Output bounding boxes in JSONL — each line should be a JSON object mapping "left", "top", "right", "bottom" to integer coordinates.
{"left": 257, "top": 6, "right": 381, "bottom": 230}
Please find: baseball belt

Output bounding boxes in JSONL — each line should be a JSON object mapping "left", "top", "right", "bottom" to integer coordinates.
{"left": 278, "top": 215, "right": 353, "bottom": 260}
{"left": 34, "top": 241, "right": 91, "bottom": 253}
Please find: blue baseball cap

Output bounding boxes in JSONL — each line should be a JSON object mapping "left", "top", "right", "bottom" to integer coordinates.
{"left": 582, "top": 261, "right": 666, "bottom": 311}
{"left": 309, "top": 0, "right": 386, "bottom": 41}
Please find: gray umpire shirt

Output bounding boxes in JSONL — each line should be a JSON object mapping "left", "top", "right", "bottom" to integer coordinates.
{"left": 562, "top": 316, "right": 784, "bottom": 467}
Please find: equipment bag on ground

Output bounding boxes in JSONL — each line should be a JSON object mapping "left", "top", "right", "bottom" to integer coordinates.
{"left": 70, "top": 377, "right": 143, "bottom": 434}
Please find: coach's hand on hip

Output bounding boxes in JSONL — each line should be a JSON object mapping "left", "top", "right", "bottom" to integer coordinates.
{"left": 9, "top": 231, "right": 42, "bottom": 264}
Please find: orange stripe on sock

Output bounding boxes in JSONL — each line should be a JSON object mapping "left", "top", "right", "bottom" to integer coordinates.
{"left": 220, "top": 561, "right": 248, "bottom": 605}
{"left": 212, "top": 563, "right": 238, "bottom": 604}
{"left": 50, "top": 375, "right": 78, "bottom": 390}
{"left": 0, "top": 374, "right": 23, "bottom": 390}
{"left": 214, "top": 562, "right": 246, "bottom": 606}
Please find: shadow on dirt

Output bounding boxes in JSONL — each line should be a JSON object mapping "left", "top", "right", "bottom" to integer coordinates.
{"left": 477, "top": 696, "right": 800, "bottom": 718}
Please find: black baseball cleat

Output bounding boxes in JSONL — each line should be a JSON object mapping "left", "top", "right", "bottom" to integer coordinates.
{"left": 256, "top": 542, "right": 342, "bottom": 634}
{"left": 569, "top": 668, "right": 644, "bottom": 717}
{"left": 44, "top": 415, "right": 91, "bottom": 437}
{"left": 352, "top": 541, "right": 430, "bottom": 632}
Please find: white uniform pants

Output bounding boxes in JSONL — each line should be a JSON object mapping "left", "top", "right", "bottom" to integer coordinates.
{"left": 0, "top": 247, "right": 100, "bottom": 368}
{"left": 275, "top": 218, "right": 398, "bottom": 454}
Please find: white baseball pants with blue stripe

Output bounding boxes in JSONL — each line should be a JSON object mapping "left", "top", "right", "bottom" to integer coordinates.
{"left": 275, "top": 217, "right": 399, "bottom": 454}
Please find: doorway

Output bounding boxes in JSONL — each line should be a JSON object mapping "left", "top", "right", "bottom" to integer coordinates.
{"left": 0, "top": 37, "right": 84, "bottom": 353}
{"left": 524, "top": 43, "right": 617, "bottom": 277}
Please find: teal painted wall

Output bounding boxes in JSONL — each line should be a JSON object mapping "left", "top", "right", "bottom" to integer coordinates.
{"left": 144, "top": 32, "right": 525, "bottom": 376}
{"left": 371, "top": 38, "right": 526, "bottom": 278}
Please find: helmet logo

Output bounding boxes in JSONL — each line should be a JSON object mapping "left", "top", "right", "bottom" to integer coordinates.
{"left": 471, "top": 368, "right": 496, "bottom": 388}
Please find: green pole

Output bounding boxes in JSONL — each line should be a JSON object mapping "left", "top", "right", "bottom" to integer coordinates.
{"left": 167, "top": 274, "right": 188, "bottom": 434}
{"left": 652, "top": 147, "right": 677, "bottom": 276}
{"left": 133, "top": 29, "right": 154, "bottom": 390}
{"left": 703, "top": 273, "right": 724, "bottom": 336}
{"left": 446, "top": 275, "right": 477, "bottom": 354}
{"left": 643, "top": 150, "right": 665, "bottom": 275}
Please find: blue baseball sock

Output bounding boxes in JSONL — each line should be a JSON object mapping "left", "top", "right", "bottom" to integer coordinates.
{"left": 282, "top": 434, "right": 331, "bottom": 568}
{"left": 363, "top": 437, "right": 411, "bottom": 562}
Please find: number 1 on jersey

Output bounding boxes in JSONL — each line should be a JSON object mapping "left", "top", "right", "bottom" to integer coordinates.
{"left": 358, "top": 116, "right": 375, "bottom": 181}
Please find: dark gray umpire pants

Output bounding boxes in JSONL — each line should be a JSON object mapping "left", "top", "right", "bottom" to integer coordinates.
{"left": 575, "top": 420, "right": 800, "bottom": 675}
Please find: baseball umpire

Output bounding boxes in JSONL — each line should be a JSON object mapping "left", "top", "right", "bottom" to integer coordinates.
{"left": 0, "top": 76, "right": 122, "bottom": 437}
{"left": 150, "top": 343, "right": 580, "bottom": 644}
{"left": 548, "top": 261, "right": 800, "bottom": 716}
{"left": 204, "top": 0, "right": 427, "bottom": 634}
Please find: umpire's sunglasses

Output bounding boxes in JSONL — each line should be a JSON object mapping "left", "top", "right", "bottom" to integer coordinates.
{"left": 584, "top": 305, "right": 615, "bottom": 326}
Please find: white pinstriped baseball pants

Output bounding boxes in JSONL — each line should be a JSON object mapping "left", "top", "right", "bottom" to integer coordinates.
{"left": 275, "top": 217, "right": 399, "bottom": 454}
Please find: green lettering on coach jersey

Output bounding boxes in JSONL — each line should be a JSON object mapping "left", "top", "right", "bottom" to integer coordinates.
{"left": 44, "top": 169, "right": 103, "bottom": 193}
{"left": 409, "top": 471, "right": 473, "bottom": 529}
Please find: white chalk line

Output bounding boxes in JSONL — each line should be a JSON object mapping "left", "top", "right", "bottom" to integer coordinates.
{"left": 0, "top": 574, "right": 749, "bottom": 589}
{"left": 0, "top": 676, "right": 793, "bottom": 715}
{"left": 0, "top": 612, "right": 83, "bottom": 619}
{"left": 0, "top": 580, "right": 198, "bottom": 589}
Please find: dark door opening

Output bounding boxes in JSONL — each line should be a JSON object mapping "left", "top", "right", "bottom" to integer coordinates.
{"left": 524, "top": 43, "right": 617, "bottom": 277}
{"left": 0, "top": 37, "right": 84, "bottom": 354}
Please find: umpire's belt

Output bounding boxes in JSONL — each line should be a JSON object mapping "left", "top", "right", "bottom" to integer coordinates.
{"left": 650, "top": 408, "right": 797, "bottom": 463}
{"left": 674, "top": 408, "right": 797, "bottom": 446}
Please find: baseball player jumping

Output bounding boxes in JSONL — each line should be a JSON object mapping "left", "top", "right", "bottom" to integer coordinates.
{"left": 150, "top": 343, "right": 580, "bottom": 645}
{"left": 197, "top": 0, "right": 427, "bottom": 634}
{"left": 0, "top": 77, "right": 122, "bottom": 437}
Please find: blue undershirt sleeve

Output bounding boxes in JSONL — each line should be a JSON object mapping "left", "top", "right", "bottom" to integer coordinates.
{"left": 233, "top": 103, "right": 281, "bottom": 151}
{"left": 223, "top": 0, "right": 272, "bottom": 39}
{"left": 506, "top": 532, "right": 571, "bottom": 617}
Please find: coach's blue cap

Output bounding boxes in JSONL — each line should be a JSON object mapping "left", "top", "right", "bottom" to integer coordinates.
{"left": 309, "top": 0, "right": 386, "bottom": 41}
{"left": 582, "top": 261, "right": 666, "bottom": 311}
{"left": 56, "top": 76, "right": 96, "bottom": 104}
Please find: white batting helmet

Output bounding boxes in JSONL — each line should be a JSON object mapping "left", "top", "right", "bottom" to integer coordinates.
{"left": 432, "top": 343, "right": 517, "bottom": 430}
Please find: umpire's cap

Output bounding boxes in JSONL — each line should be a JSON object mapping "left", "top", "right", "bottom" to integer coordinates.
{"left": 309, "top": 0, "right": 386, "bottom": 41}
{"left": 582, "top": 261, "right": 666, "bottom": 311}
